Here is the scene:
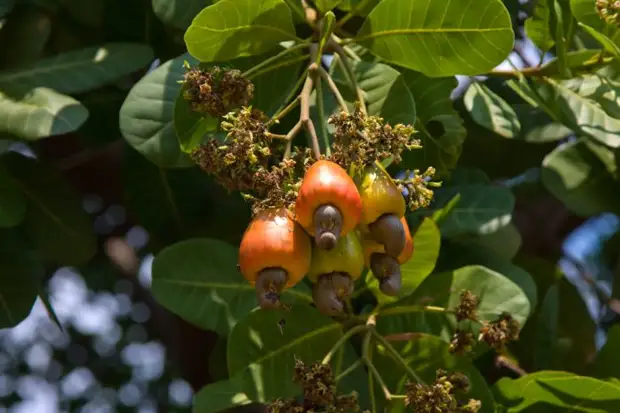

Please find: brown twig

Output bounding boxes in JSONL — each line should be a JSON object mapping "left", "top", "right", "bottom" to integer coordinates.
{"left": 317, "top": 66, "right": 349, "bottom": 112}
{"left": 495, "top": 355, "right": 527, "bottom": 377}
{"left": 331, "top": 38, "right": 366, "bottom": 114}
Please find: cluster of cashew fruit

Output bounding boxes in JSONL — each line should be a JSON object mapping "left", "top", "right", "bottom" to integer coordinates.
{"left": 237, "top": 160, "right": 414, "bottom": 316}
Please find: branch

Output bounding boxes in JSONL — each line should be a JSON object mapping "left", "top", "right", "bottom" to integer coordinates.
{"left": 488, "top": 55, "right": 613, "bottom": 79}
{"left": 331, "top": 39, "right": 366, "bottom": 114}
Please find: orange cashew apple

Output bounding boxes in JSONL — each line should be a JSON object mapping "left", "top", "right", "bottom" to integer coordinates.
{"left": 238, "top": 207, "right": 312, "bottom": 309}
{"left": 307, "top": 231, "right": 364, "bottom": 316}
{"left": 357, "top": 161, "right": 407, "bottom": 258}
{"left": 295, "top": 160, "right": 362, "bottom": 250}
{"left": 361, "top": 217, "right": 414, "bottom": 296}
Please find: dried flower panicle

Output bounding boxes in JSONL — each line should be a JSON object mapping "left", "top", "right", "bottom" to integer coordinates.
{"left": 596, "top": 0, "right": 620, "bottom": 26}
{"left": 449, "top": 329, "right": 475, "bottom": 355}
{"left": 191, "top": 107, "right": 308, "bottom": 215}
{"left": 267, "top": 359, "right": 360, "bottom": 413}
{"left": 404, "top": 370, "right": 480, "bottom": 413}
{"left": 328, "top": 102, "right": 420, "bottom": 171}
{"left": 393, "top": 168, "right": 438, "bottom": 211}
{"left": 454, "top": 290, "right": 480, "bottom": 322}
{"left": 478, "top": 312, "right": 521, "bottom": 350}
{"left": 183, "top": 64, "right": 254, "bottom": 117}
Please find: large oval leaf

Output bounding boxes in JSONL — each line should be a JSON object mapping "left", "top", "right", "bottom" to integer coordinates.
{"left": 399, "top": 70, "right": 466, "bottom": 177}
{"left": 463, "top": 81, "right": 521, "bottom": 138}
{"left": 354, "top": 0, "right": 514, "bottom": 77}
{"left": 373, "top": 334, "right": 496, "bottom": 413}
{"left": 226, "top": 305, "right": 369, "bottom": 407}
{"left": 0, "top": 43, "right": 154, "bottom": 95}
{"left": 541, "top": 138, "right": 620, "bottom": 216}
{"left": 152, "top": 0, "right": 210, "bottom": 30}
{"left": 0, "top": 85, "right": 88, "bottom": 140}
{"left": 151, "top": 238, "right": 312, "bottom": 335}
{"left": 376, "top": 265, "right": 532, "bottom": 346}
{"left": 431, "top": 184, "right": 516, "bottom": 237}
{"left": 0, "top": 229, "right": 43, "bottom": 328}
{"left": 1, "top": 153, "right": 97, "bottom": 266}
{"left": 0, "top": 163, "right": 26, "bottom": 228}
{"left": 494, "top": 371, "right": 620, "bottom": 412}
{"left": 332, "top": 59, "right": 416, "bottom": 125}
{"left": 184, "top": 0, "right": 297, "bottom": 62}
{"left": 119, "top": 54, "right": 194, "bottom": 168}
{"left": 365, "top": 217, "right": 440, "bottom": 304}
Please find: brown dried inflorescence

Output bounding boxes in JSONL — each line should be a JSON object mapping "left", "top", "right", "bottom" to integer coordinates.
{"left": 191, "top": 107, "right": 311, "bottom": 215}
{"left": 404, "top": 370, "right": 480, "bottom": 413}
{"left": 478, "top": 312, "right": 521, "bottom": 350}
{"left": 267, "top": 359, "right": 361, "bottom": 413}
{"left": 596, "top": 0, "right": 620, "bottom": 26}
{"left": 328, "top": 102, "right": 420, "bottom": 171}
{"left": 449, "top": 329, "right": 475, "bottom": 355}
{"left": 454, "top": 290, "right": 480, "bottom": 322}
{"left": 183, "top": 65, "right": 254, "bottom": 117}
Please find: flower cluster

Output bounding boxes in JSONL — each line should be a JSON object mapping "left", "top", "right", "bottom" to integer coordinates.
{"left": 267, "top": 359, "right": 361, "bottom": 413}
{"left": 191, "top": 107, "right": 311, "bottom": 215}
{"left": 454, "top": 290, "right": 479, "bottom": 322}
{"left": 328, "top": 103, "right": 420, "bottom": 171}
{"left": 182, "top": 65, "right": 254, "bottom": 117}
{"left": 478, "top": 313, "right": 521, "bottom": 350}
{"left": 404, "top": 370, "right": 481, "bottom": 413}
{"left": 393, "top": 168, "right": 438, "bottom": 212}
{"left": 596, "top": 0, "right": 620, "bottom": 26}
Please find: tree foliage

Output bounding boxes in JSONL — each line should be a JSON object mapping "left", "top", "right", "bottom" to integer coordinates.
{"left": 1, "top": 0, "right": 620, "bottom": 412}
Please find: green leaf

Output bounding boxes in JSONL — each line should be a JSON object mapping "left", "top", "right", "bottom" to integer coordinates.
{"left": 431, "top": 184, "right": 516, "bottom": 237}
{"left": 174, "top": 47, "right": 305, "bottom": 153}
{"left": 331, "top": 59, "right": 416, "bottom": 125}
{"left": 510, "top": 255, "right": 596, "bottom": 373}
{"left": 0, "top": 163, "right": 26, "bottom": 228}
{"left": 579, "top": 22, "right": 620, "bottom": 58}
{"left": 455, "top": 223, "right": 523, "bottom": 261}
{"left": 463, "top": 81, "right": 521, "bottom": 138}
{"left": 376, "top": 265, "right": 532, "bottom": 345}
{"left": 119, "top": 53, "right": 194, "bottom": 168}
{"left": 0, "top": 0, "right": 15, "bottom": 19}
{"left": 1, "top": 153, "right": 97, "bottom": 266}
{"left": 193, "top": 374, "right": 252, "bottom": 413}
{"left": 571, "top": 0, "right": 609, "bottom": 30}
{"left": 152, "top": 0, "right": 211, "bottom": 30}
{"left": 0, "top": 43, "right": 154, "bottom": 95}
{"left": 525, "top": 0, "right": 555, "bottom": 51}
{"left": 514, "top": 104, "right": 573, "bottom": 143}
{"left": 365, "top": 217, "right": 441, "bottom": 304}
{"left": 354, "top": 0, "right": 514, "bottom": 77}
{"left": 443, "top": 167, "right": 491, "bottom": 186}
{"left": 315, "top": 0, "right": 342, "bottom": 12}
{"left": 184, "top": 0, "right": 297, "bottom": 62}
{"left": 0, "top": 229, "right": 43, "bottom": 328}
{"left": 434, "top": 241, "right": 538, "bottom": 310}
{"left": 226, "top": 305, "right": 367, "bottom": 404}
{"left": 562, "top": 74, "right": 620, "bottom": 119}
{"left": 508, "top": 76, "right": 620, "bottom": 148}
{"left": 533, "top": 284, "right": 559, "bottom": 370}
{"left": 590, "top": 325, "right": 620, "bottom": 380}
{"left": 151, "top": 238, "right": 312, "bottom": 335}
{"left": 122, "top": 144, "right": 251, "bottom": 246}
{"left": 399, "top": 71, "right": 466, "bottom": 177}
{"left": 0, "top": 85, "right": 88, "bottom": 140}
{"left": 541, "top": 138, "right": 620, "bottom": 216}
{"left": 494, "top": 371, "right": 620, "bottom": 412}
{"left": 373, "top": 334, "right": 496, "bottom": 413}
{"left": 209, "top": 336, "right": 229, "bottom": 381}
